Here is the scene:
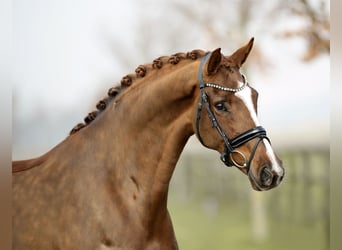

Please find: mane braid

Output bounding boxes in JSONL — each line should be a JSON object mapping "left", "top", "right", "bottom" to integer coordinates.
{"left": 69, "top": 49, "right": 208, "bottom": 135}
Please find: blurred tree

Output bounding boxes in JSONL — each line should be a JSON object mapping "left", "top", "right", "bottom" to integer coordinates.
{"left": 276, "top": 0, "right": 330, "bottom": 61}
{"left": 171, "top": 0, "right": 330, "bottom": 63}
{"left": 171, "top": 0, "right": 268, "bottom": 69}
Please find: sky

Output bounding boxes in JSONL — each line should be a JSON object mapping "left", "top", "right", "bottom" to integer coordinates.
{"left": 12, "top": 0, "right": 329, "bottom": 158}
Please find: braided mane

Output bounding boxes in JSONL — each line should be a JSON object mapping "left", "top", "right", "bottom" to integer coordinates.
{"left": 69, "top": 49, "right": 208, "bottom": 135}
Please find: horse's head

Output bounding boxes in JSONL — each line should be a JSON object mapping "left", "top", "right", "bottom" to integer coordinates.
{"left": 194, "top": 38, "right": 284, "bottom": 191}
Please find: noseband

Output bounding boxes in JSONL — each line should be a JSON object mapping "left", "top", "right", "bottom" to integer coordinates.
{"left": 196, "top": 53, "right": 270, "bottom": 173}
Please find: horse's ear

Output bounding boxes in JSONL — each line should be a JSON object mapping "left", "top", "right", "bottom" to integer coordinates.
{"left": 206, "top": 48, "right": 222, "bottom": 75}
{"left": 229, "top": 37, "right": 254, "bottom": 68}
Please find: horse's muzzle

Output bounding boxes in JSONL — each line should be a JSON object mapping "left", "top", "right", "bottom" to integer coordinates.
{"left": 249, "top": 165, "right": 285, "bottom": 191}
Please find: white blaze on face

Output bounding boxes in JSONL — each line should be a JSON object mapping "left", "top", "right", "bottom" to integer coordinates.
{"left": 234, "top": 82, "right": 283, "bottom": 175}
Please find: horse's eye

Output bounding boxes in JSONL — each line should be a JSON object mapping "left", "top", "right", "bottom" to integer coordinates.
{"left": 214, "top": 102, "right": 227, "bottom": 112}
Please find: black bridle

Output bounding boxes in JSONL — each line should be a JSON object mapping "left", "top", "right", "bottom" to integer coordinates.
{"left": 195, "top": 52, "right": 270, "bottom": 173}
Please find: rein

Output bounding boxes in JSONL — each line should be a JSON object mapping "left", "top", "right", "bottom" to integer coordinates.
{"left": 195, "top": 53, "right": 270, "bottom": 173}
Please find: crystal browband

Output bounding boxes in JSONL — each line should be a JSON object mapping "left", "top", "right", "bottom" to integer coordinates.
{"left": 204, "top": 80, "right": 247, "bottom": 93}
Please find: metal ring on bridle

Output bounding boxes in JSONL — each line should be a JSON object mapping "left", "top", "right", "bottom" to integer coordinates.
{"left": 229, "top": 150, "right": 247, "bottom": 169}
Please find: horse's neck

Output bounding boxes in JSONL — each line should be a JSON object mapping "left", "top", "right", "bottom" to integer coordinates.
{"left": 106, "top": 63, "right": 197, "bottom": 186}
{"left": 64, "top": 61, "right": 198, "bottom": 213}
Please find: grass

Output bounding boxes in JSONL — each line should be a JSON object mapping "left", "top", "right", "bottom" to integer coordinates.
{"left": 168, "top": 199, "right": 328, "bottom": 250}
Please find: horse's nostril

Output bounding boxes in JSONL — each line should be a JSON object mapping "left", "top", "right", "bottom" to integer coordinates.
{"left": 277, "top": 171, "right": 285, "bottom": 185}
{"left": 260, "top": 166, "right": 273, "bottom": 187}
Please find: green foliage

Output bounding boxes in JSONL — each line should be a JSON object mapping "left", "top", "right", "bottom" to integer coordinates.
{"left": 169, "top": 201, "right": 327, "bottom": 250}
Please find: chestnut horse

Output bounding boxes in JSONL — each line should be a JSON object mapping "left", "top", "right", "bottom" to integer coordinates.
{"left": 13, "top": 38, "right": 284, "bottom": 249}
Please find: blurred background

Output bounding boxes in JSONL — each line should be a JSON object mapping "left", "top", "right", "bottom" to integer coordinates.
{"left": 12, "top": 0, "right": 329, "bottom": 249}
